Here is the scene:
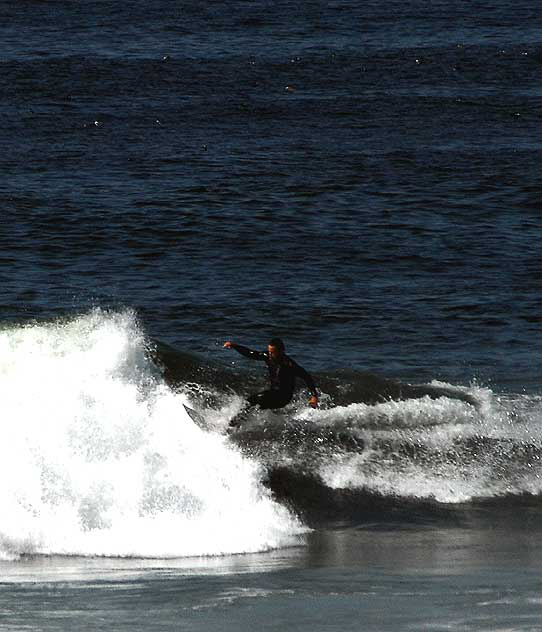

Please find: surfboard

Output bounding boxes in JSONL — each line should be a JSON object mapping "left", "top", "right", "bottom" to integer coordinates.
{"left": 183, "top": 404, "right": 208, "bottom": 429}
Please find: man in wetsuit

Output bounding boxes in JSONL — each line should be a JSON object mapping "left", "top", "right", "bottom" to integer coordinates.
{"left": 223, "top": 338, "right": 318, "bottom": 424}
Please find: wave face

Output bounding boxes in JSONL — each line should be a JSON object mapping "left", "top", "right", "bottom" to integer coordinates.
{"left": 0, "top": 311, "right": 304, "bottom": 561}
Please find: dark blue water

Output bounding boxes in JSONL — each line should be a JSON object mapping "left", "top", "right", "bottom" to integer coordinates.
{"left": 4, "top": 0, "right": 542, "bottom": 386}
{"left": 3, "top": 2, "right": 542, "bottom": 629}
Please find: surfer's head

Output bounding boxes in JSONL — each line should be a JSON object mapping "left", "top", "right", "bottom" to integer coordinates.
{"left": 268, "top": 337, "right": 285, "bottom": 359}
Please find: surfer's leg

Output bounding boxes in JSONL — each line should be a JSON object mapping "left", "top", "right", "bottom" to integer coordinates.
{"left": 257, "top": 391, "right": 291, "bottom": 410}
{"left": 228, "top": 391, "right": 275, "bottom": 428}
{"left": 228, "top": 391, "right": 291, "bottom": 428}
{"left": 248, "top": 391, "right": 274, "bottom": 408}
{"left": 228, "top": 394, "right": 261, "bottom": 428}
{"left": 248, "top": 390, "right": 289, "bottom": 410}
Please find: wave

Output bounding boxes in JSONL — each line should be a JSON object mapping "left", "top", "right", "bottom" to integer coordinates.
{"left": 2, "top": 310, "right": 542, "bottom": 560}
{"left": 0, "top": 310, "right": 304, "bottom": 561}
{"left": 158, "top": 334, "right": 542, "bottom": 528}
{"left": 228, "top": 393, "right": 542, "bottom": 527}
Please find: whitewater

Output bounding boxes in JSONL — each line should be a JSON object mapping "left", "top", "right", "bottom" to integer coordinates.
{"left": 0, "top": 310, "right": 304, "bottom": 561}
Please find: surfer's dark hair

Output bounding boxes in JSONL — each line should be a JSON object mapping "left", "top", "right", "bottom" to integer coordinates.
{"left": 268, "top": 337, "right": 285, "bottom": 352}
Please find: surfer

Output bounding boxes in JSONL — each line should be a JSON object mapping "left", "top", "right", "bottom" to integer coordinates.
{"left": 223, "top": 338, "right": 318, "bottom": 426}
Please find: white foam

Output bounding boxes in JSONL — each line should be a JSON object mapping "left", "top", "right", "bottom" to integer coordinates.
{"left": 0, "top": 310, "right": 305, "bottom": 560}
{"left": 304, "top": 386, "right": 542, "bottom": 504}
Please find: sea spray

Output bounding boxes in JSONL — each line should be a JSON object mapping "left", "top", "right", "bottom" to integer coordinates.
{"left": 0, "top": 311, "right": 305, "bottom": 560}
{"left": 297, "top": 391, "right": 542, "bottom": 504}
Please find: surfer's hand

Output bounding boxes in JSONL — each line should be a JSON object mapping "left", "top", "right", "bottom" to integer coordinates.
{"left": 223, "top": 341, "right": 233, "bottom": 349}
{"left": 309, "top": 395, "right": 318, "bottom": 409}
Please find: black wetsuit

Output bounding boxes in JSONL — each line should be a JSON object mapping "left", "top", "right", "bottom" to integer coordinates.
{"left": 230, "top": 343, "right": 318, "bottom": 409}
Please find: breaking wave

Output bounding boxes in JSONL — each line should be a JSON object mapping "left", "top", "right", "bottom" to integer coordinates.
{"left": 0, "top": 310, "right": 304, "bottom": 561}
{"left": 2, "top": 309, "right": 542, "bottom": 560}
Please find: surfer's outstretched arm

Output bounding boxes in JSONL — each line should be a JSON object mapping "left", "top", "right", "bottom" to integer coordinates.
{"left": 223, "top": 341, "right": 266, "bottom": 361}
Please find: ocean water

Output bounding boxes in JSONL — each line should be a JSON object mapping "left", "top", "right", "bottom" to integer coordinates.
{"left": 2, "top": 1, "right": 542, "bottom": 630}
